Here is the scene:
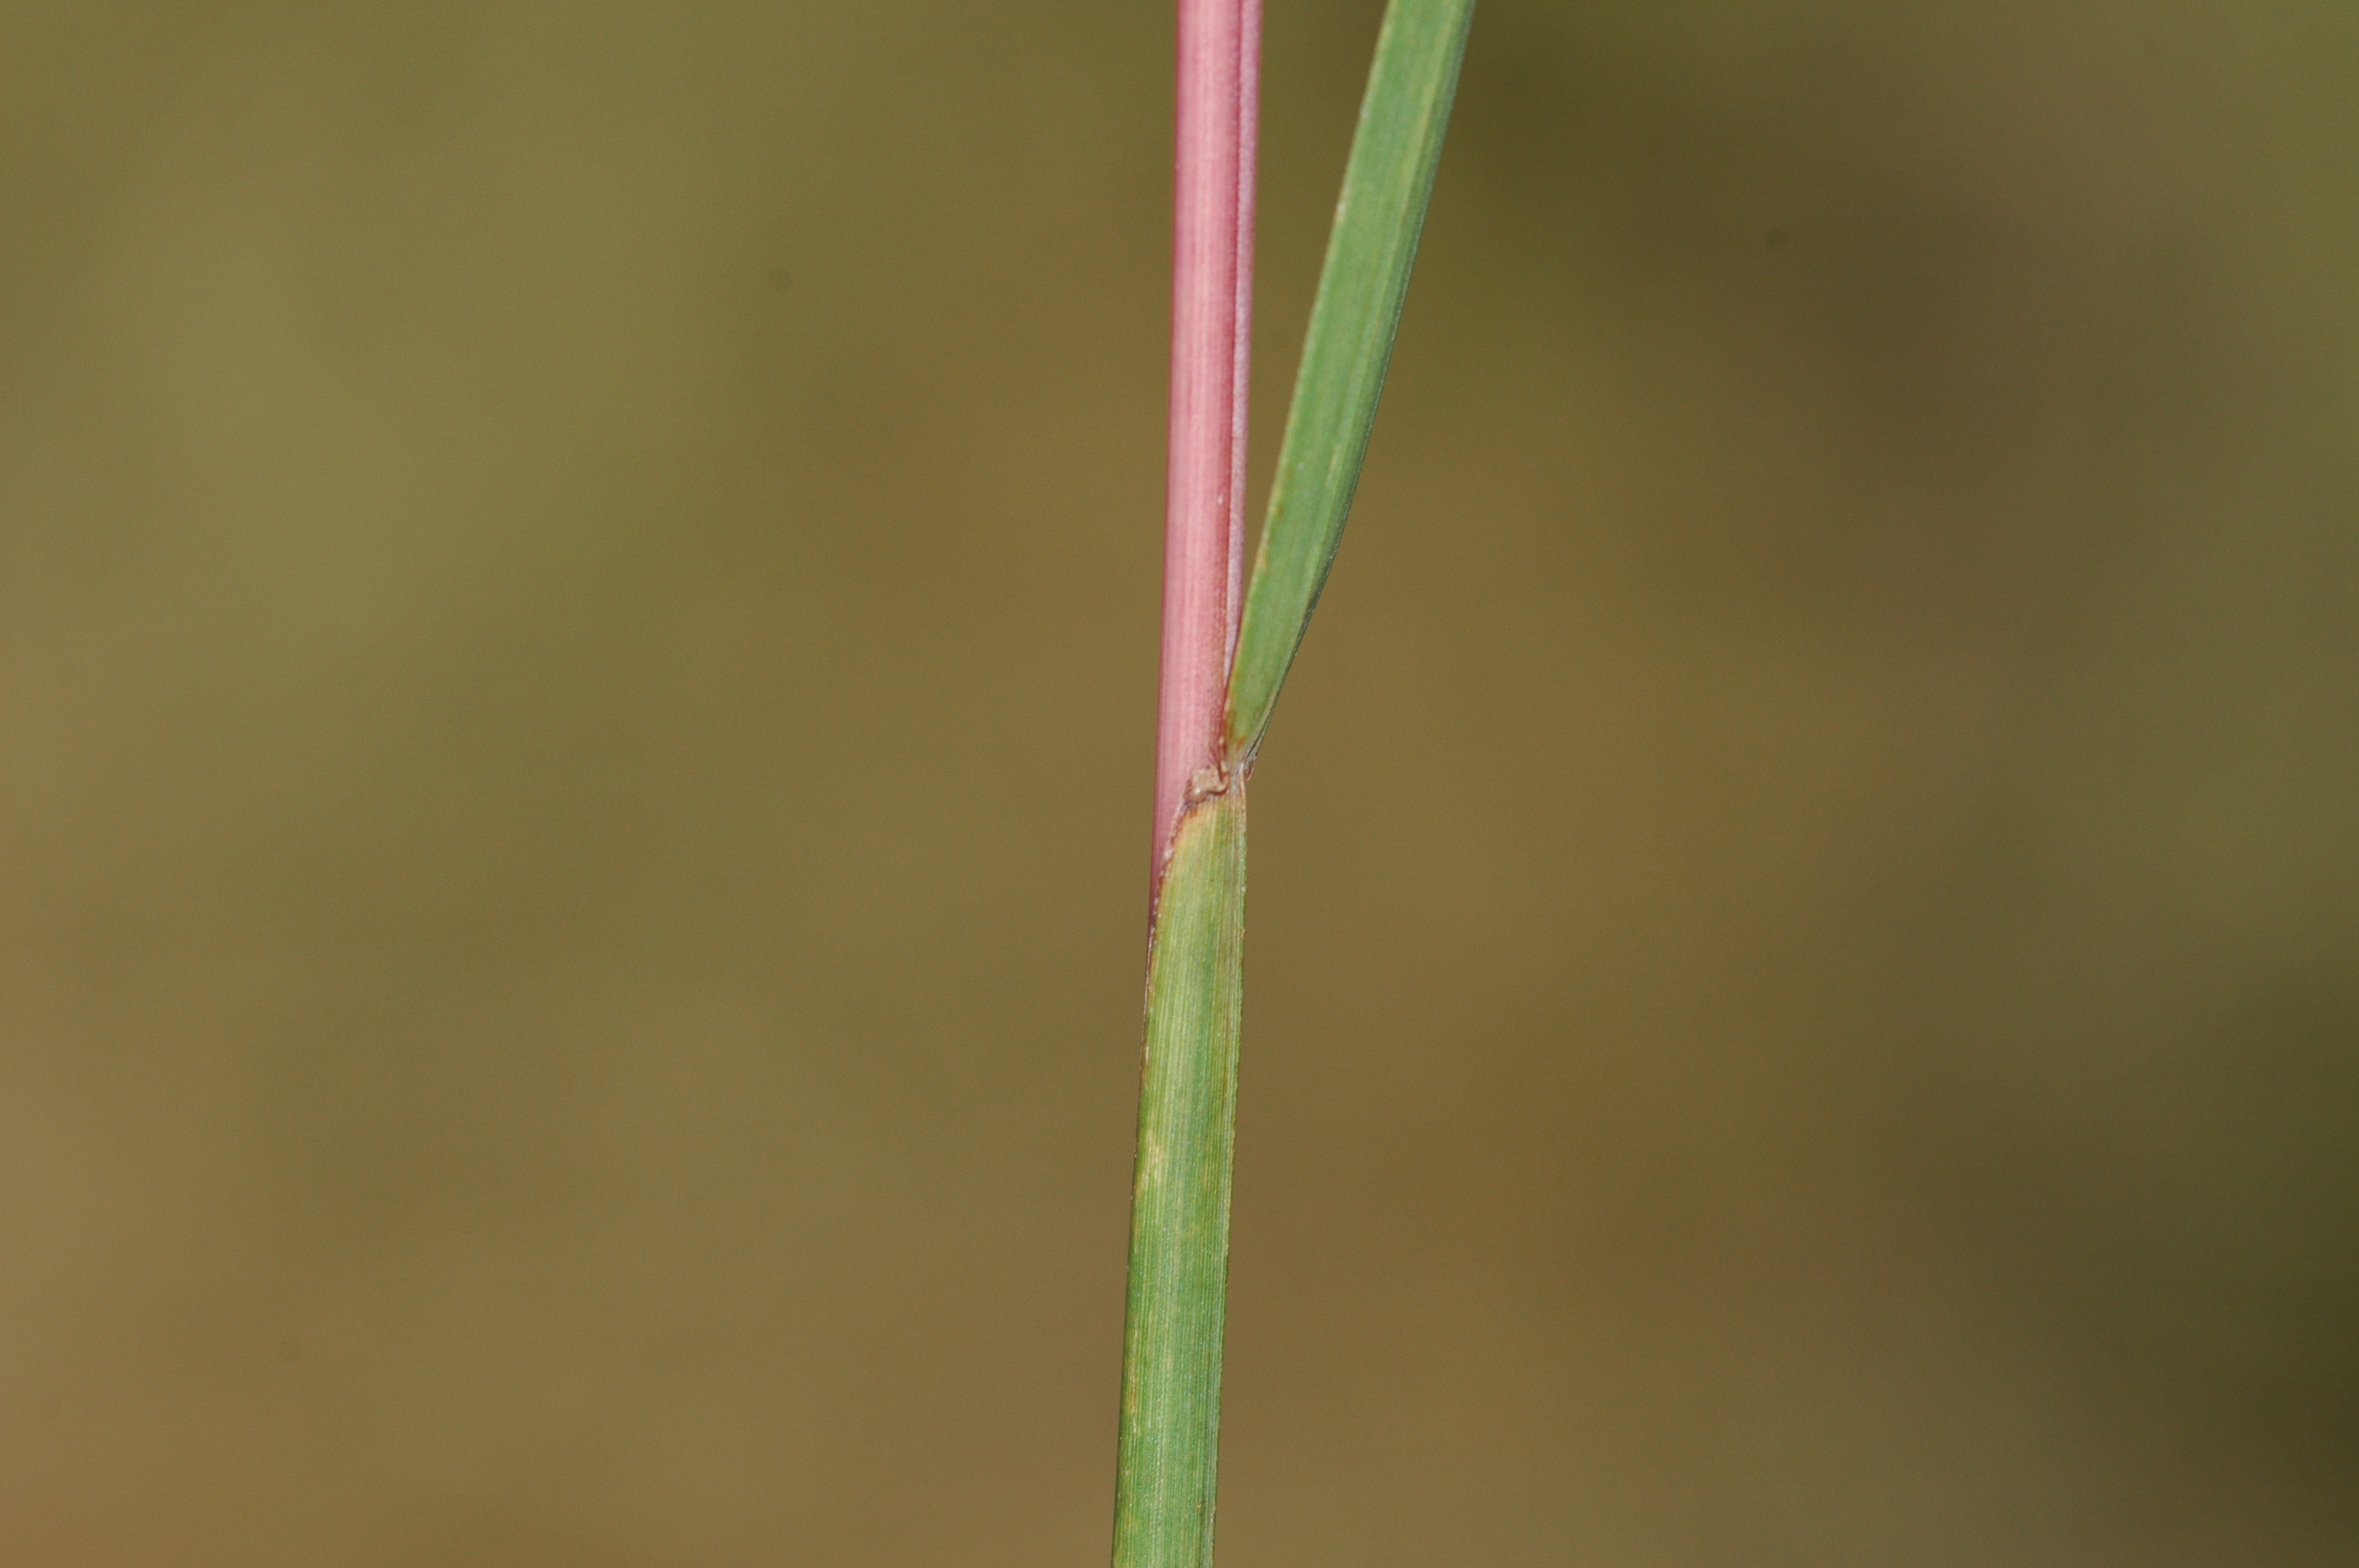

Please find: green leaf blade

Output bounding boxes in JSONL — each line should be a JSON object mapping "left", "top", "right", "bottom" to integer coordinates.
{"left": 1225, "top": 0, "right": 1474, "bottom": 764}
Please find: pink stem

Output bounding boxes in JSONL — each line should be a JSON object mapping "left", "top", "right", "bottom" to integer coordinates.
{"left": 1154, "top": 0, "right": 1259, "bottom": 899}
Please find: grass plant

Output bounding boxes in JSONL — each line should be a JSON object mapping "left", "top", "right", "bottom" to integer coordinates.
{"left": 1112, "top": 3, "right": 1475, "bottom": 1563}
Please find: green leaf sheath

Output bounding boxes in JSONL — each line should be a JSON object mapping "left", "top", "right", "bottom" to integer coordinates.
{"left": 1224, "top": 0, "right": 1474, "bottom": 765}
{"left": 1115, "top": 788, "right": 1247, "bottom": 1568}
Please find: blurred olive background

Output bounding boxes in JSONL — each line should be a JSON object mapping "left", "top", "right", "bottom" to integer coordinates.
{"left": 4, "top": 1, "right": 2355, "bottom": 1563}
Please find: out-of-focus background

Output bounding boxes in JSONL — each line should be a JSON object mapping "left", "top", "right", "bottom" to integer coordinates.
{"left": 3, "top": 1, "right": 2354, "bottom": 1562}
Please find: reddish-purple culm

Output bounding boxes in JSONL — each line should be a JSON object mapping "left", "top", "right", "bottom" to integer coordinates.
{"left": 1152, "top": 0, "right": 1259, "bottom": 905}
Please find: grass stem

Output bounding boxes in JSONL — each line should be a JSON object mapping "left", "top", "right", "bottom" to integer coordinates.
{"left": 1115, "top": 5, "right": 1470, "bottom": 1563}
{"left": 1151, "top": 0, "right": 1259, "bottom": 898}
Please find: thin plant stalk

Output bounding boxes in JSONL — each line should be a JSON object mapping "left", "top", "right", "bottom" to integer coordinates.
{"left": 1114, "top": 4, "right": 1474, "bottom": 1565}
{"left": 1118, "top": 5, "right": 1256, "bottom": 1564}
{"left": 1149, "top": 0, "right": 1257, "bottom": 898}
